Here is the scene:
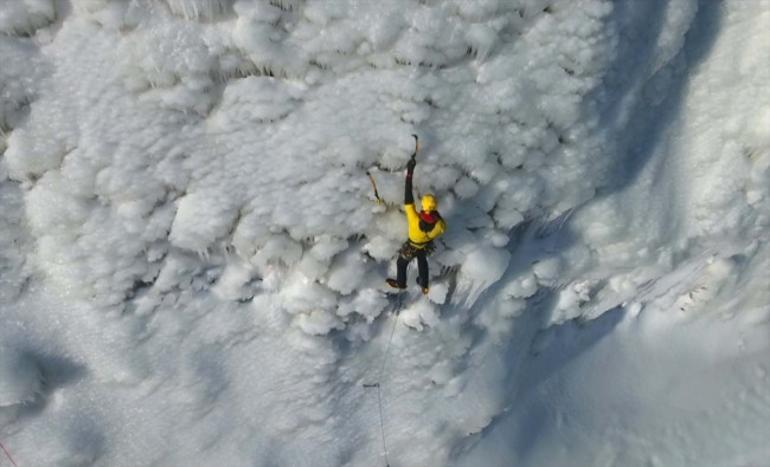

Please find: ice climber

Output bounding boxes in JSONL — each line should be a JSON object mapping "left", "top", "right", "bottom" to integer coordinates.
{"left": 386, "top": 147, "right": 446, "bottom": 294}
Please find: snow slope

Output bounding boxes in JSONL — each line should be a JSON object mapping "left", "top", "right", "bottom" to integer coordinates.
{"left": 1, "top": 0, "right": 770, "bottom": 466}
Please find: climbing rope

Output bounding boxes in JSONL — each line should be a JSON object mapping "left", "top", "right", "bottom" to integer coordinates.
{"left": 363, "top": 293, "right": 405, "bottom": 467}
{"left": 0, "top": 439, "right": 18, "bottom": 467}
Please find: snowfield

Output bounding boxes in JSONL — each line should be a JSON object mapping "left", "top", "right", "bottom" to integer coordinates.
{"left": 1, "top": 0, "right": 770, "bottom": 466}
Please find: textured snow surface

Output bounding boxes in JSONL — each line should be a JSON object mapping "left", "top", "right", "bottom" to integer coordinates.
{"left": 1, "top": 0, "right": 770, "bottom": 466}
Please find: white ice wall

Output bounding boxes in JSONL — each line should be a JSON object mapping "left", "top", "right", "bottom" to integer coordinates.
{"left": 1, "top": 0, "right": 769, "bottom": 466}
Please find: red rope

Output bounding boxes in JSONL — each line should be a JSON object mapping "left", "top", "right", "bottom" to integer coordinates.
{"left": 0, "top": 440, "right": 18, "bottom": 467}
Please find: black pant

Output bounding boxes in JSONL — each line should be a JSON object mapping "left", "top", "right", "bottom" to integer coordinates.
{"left": 396, "top": 249, "right": 428, "bottom": 289}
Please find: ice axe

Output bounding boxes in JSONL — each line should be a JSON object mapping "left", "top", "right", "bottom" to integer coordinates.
{"left": 366, "top": 134, "right": 420, "bottom": 205}
{"left": 366, "top": 170, "right": 384, "bottom": 205}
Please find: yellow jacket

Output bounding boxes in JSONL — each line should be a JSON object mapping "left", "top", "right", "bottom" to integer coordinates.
{"left": 405, "top": 203, "right": 446, "bottom": 248}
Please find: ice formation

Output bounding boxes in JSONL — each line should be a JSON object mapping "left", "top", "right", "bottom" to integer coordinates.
{"left": 1, "top": 0, "right": 770, "bottom": 465}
